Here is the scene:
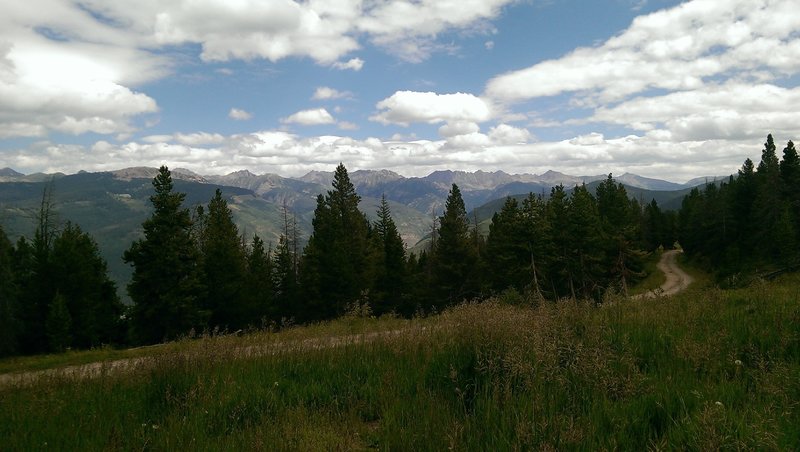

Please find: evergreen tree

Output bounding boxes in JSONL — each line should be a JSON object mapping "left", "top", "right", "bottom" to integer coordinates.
{"left": 16, "top": 182, "right": 60, "bottom": 354}
{"left": 753, "top": 134, "right": 786, "bottom": 262}
{"left": 50, "top": 222, "right": 123, "bottom": 348}
{"left": 371, "top": 195, "right": 408, "bottom": 315}
{"left": 432, "top": 184, "right": 478, "bottom": 306}
{"left": 641, "top": 199, "right": 666, "bottom": 251}
{"left": 200, "top": 189, "right": 248, "bottom": 330}
{"left": 596, "top": 175, "right": 643, "bottom": 294}
{"left": 124, "top": 166, "right": 207, "bottom": 344}
{"left": 780, "top": 140, "right": 800, "bottom": 192}
{"left": 731, "top": 158, "right": 757, "bottom": 257}
{"left": 780, "top": 140, "right": 800, "bottom": 248}
{"left": 485, "top": 197, "right": 529, "bottom": 293}
{"left": 547, "top": 185, "right": 573, "bottom": 299}
{"left": 300, "top": 164, "right": 372, "bottom": 320}
{"left": 567, "top": 184, "right": 604, "bottom": 299}
{"left": 46, "top": 292, "right": 72, "bottom": 353}
{"left": 244, "top": 235, "right": 274, "bottom": 326}
{"left": 0, "top": 225, "right": 19, "bottom": 356}
{"left": 521, "top": 193, "right": 553, "bottom": 299}
{"left": 273, "top": 234, "right": 298, "bottom": 321}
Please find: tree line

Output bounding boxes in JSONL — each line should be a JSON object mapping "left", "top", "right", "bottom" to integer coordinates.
{"left": 677, "top": 134, "right": 800, "bottom": 281}
{"left": 4, "top": 131, "right": 794, "bottom": 355}
{"left": 1, "top": 162, "right": 683, "bottom": 355}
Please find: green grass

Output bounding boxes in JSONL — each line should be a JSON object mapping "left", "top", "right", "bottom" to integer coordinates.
{"left": 3, "top": 276, "right": 800, "bottom": 450}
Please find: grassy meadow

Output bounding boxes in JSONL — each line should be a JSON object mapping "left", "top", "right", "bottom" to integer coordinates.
{"left": 2, "top": 275, "right": 800, "bottom": 450}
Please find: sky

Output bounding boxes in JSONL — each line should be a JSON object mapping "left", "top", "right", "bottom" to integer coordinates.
{"left": 1, "top": 0, "right": 799, "bottom": 183}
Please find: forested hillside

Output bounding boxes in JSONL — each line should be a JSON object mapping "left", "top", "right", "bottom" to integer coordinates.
{"left": 678, "top": 135, "right": 800, "bottom": 282}
{"left": 1, "top": 135, "right": 797, "bottom": 356}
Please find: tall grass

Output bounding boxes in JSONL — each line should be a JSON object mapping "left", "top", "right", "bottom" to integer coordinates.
{"left": 2, "top": 275, "right": 799, "bottom": 450}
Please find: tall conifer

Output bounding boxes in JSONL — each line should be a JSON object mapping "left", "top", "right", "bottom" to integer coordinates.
{"left": 124, "top": 166, "right": 206, "bottom": 344}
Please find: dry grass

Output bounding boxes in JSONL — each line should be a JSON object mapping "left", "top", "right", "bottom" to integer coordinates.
{"left": 2, "top": 274, "right": 799, "bottom": 450}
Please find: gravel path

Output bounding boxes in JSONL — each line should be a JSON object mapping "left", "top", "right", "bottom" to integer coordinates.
{"left": 0, "top": 327, "right": 427, "bottom": 389}
{"left": 637, "top": 249, "right": 693, "bottom": 299}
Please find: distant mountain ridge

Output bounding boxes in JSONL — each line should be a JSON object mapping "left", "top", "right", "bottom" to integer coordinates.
{"left": 0, "top": 165, "right": 727, "bottom": 301}
{"left": 1, "top": 166, "right": 719, "bottom": 191}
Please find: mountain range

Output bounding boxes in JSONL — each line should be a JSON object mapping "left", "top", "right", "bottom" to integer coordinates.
{"left": 0, "top": 166, "right": 722, "bottom": 300}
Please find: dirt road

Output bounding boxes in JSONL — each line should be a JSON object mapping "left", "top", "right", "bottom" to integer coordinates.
{"left": 637, "top": 249, "right": 693, "bottom": 299}
{"left": 0, "top": 326, "right": 429, "bottom": 389}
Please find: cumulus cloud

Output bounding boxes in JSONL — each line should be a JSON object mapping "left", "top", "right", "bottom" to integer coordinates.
{"left": 282, "top": 108, "right": 336, "bottom": 126}
{"left": 357, "top": 0, "right": 514, "bottom": 61}
{"left": 0, "top": 0, "right": 518, "bottom": 140}
{"left": 485, "top": 0, "right": 800, "bottom": 104}
{"left": 312, "top": 87, "right": 352, "bottom": 100}
{"left": 589, "top": 82, "right": 800, "bottom": 142}
{"left": 337, "top": 121, "right": 358, "bottom": 131}
{"left": 74, "top": 0, "right": 511, "bottom": 66}
{"left": 228, "top": 108, "right": 252, "bottom": 120}
{"left": 3, "top": 129, "right": 772, "bottom": 183}
{"left": 331, "top": 58, "right": 364, "bottom": 71}
{"left": 439, "top": 121, "right": 480, "bottom": 138}
{"left": 372, "top": 91, "right": 492, "bottom": 126}
{"left": 488, "top": 124, "right": 532, "bottom": 145}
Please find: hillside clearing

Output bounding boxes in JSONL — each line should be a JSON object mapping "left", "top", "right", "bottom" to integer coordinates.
{"left": 2, "top": 275, "right": 800, "bottom": 449}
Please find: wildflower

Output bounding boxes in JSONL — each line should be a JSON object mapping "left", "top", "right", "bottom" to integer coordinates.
{"left": 734, "top": 359, "right": 743, "bottom": 366}
{"left": 715, "top": 401, "right": 723, "bottom": 407}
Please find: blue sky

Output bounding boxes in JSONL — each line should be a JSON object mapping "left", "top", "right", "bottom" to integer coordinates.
{"left": 1, "top": 0, "right": 799, "bottom": 182}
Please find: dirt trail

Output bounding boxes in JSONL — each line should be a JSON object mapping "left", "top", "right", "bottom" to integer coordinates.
{"left": 0, "top": 327, "right": 428, "bottom": 389}
{"left": 637, "top": 249, "right": 693, "bottom": 299}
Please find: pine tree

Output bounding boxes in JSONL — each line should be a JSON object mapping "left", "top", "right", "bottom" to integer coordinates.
{"left": 432, "top": 184, "right": 478, "bottom": 306}
{"left": 300, "top": 164, "right": 372, "bottom": 320}
{"left": 486, "top": 197, "right": 529, "bottom": 293}
{"left": 0, "top": 225, "right": 19, "bottom": 356}
{"left": 50, "top": 222, "right": 123, "bottom": 348}
{"left": 244, "top": 235, "right": 274, "bottom": 327}
{"left": 521, "top": 193, "right": 553, "bottom": 299}
{"left": 371, "top": 195, "right": 408, "bottom": 315}
{"left": 200, "top": 189, "right": 248, "bottom": 330}
{"left": 16, "top": 182, "right": 60, "bottom": 354}
{"left": 595, "top": 175, "right": 643, "bottom": 294}
{"left": 641, "top": 199, "right": 665, "bottom": 251}
{"left": 273, "top": 234, "right": 298, "bottom": 321}
{"left": 753, "top": 134, "right": 786, "bottom": 262}
{"left": 547, "top": 185, "right": 573, "bottom": 299}
{"left": 567, "top": 184, "right": 604, "bottom": 299}
{"left": 780, "top": 140, "right": 800, "bottom": 251}
{"left": 46, "top": 292, "right": 72, "bottom": 352}
{"left": 124, "top": 166, "right": 207, "bottom": 344}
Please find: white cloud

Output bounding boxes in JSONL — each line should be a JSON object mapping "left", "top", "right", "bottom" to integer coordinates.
{"left": 312, "top": 87, "right": 352, "bottom": 100}
{"left": 337, "top": 121, "right": 358, "bottom": 131}
{"left": 588, "top": 82, "right": 800, "bottom": 142}
{"left": 0, "top": 0, "right": 519, "bottom": 139}
{"left": 357, "top": 0, "right": 514, "bottom": 61}
{"left": 485, "top": 0, "right": 800, "bottom": 104}
{"left": 438, "top": 121, "right": 480, "bottom": 138}
{"left": 63, "top": 1, "right": 514, "bottom": 67}
{"left": 282, "top": 108, "right": 336, "bottom": 126}
{"left": 488, "top": 124, "right": 532, "bottom": 145}
{"left": 228, "top": 108, "right": 253, "bottom": 120}
{"left": 174, "top": 132, "right": 226, "bottom": 146}
{"left": 372, "top": 91, "right": 492, "bottom": 126}
{"left": 3, "top": 127, "right": 783, "bottom": 183}
{"left": 331, "top": 58, "right": 364, "bottom": 71}
{"left": 142, "top": 132, "right": 226, "bottom": 145}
